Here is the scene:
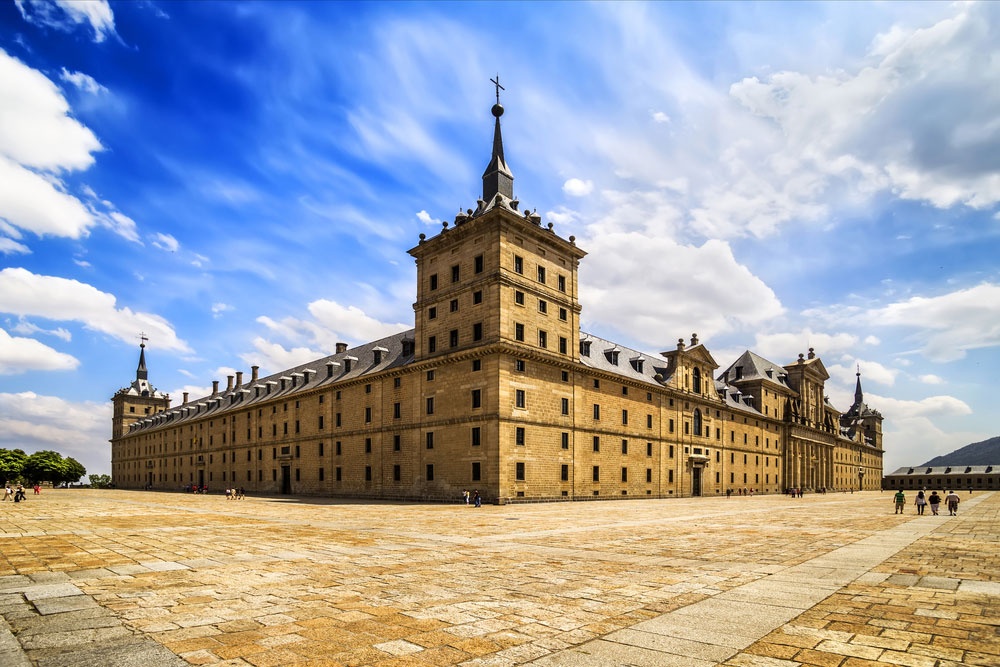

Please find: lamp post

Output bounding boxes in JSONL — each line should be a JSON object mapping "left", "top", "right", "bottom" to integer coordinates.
{"left": 858, "top": 467, "right": 865, "bottom": 492}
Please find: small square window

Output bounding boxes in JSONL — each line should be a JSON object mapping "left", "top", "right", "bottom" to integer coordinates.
{"left": 538, "top": 299, "right": 547, "bottom": 314}
{"left": 473, "top": 290, "right": 483, "bottom": 304}
{"left": 450, "top": 299, "right": 459, "bottom": 312}
{"left": 515, "top": 290, "right": 525, "bottom": 305}
{"left": 515, "top": 359, "right": 525, "bottom": 372}
{"left": 428, "top": 306, "right": 437, "bottom": 320}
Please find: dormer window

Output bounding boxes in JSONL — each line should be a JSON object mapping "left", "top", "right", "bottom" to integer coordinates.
{"left": 605, "top": 348, "right": 619, "bottom": 365}
{"left": 580, "top": 340, "right": 591, "bottom": 357}
{"left": 734, "top": 366, "right": 743, "bottom": 380}
{"left": 402, "top": 339, "right": 413, "bottom": 357}
{"left": 630, "top": 357, "right": 644, "bottom": 373}
{"left": 373, "top": 347, "right": 388, "bottom": 365}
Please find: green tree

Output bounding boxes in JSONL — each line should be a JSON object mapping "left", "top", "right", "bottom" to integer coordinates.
{"left": 22, "top": 450, "right": 69, "bottom": 484}
{"left": 88, "top": 474, "right": 112, "bottom": 488}
{"left": 0, "top": 448, "right": 27, "bottom": 482}
{"left": 62, "top": 457, "right": 86, "bottom": 484}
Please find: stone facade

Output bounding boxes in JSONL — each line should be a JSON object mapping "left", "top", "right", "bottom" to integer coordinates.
{"left": 110, "top": 99, "right": 884, "bottom": 501}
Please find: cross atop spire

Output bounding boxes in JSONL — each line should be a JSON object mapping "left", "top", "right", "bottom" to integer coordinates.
{"left": 491, "top": 74, "right": 504, "bottom": 106}
{"left": 136, "top": 333, "right": 149, "bottom": 381}
{"left": 483, "top": 75, "right": 513, "bottom": 201}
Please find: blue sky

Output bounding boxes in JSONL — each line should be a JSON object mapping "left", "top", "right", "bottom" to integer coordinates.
{"left": 1, "top": 1, "right": 998, "bottom": 478}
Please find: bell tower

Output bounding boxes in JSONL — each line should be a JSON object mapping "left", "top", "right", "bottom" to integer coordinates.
{"left": 111, "top": 336, "right": 170, "bottom": 440}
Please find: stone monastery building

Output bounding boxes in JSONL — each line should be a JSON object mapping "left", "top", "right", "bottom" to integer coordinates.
{"left": 111, "top": 95, "right": 884, "bottom": 502}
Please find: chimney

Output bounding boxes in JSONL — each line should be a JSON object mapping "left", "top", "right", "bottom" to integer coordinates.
{"left": 251, "top": 365, "right": 259, "bottom": 382}
{"left": 227, "top": 375, "right": 234, "bottom": 391}
{"left": 336, "top": 342, "right": 348, "bottom": 354}
{"left": 182, "top": 392, "right": 189, "bottom": 405}
{"left": 236, "top": 371, "right": 243, "bottom": 387}
{"left": 212, "top": 380, "right": 219, "bottom": 396}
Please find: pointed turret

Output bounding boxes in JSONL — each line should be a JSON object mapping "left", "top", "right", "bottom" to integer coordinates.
{"left": 136, "top": 341, "right": 149, "bottom": 381}
{"left": 482, "top": 77, "right": 513, "bottom": 201}
{"left": 853, "top": 366, "right": 864, "bottom": 407}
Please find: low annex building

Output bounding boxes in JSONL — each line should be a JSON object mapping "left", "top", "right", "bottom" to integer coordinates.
{"left": 111, "top": 95, "right": 884, "bottom": 502}
{"left": 883, "top": 465, "right": 999, "bottom": 492}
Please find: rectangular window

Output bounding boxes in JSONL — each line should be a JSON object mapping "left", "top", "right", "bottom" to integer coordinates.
{"left": 428, "top": 306, "right": 437, "bottom": 320}
{"left": 537, "top": 266, "right": 546, "bottom": 283}
{"left": 515, "top": 290, "right": 525, "bottom": 305}
{"left": 514, "top": 255, "right": 523, "bottom": 274}
{"left": 451, "top": 264, "right": 460, "bottom": 282}
{"left": 557, "top": 275, "right": 566, "bottom": 292}
{"left": 426, "top": 464, "right": 434, "bottom": 481}
{"left": 559, "top": 337, "right": 567, "bottom": 354}
{"left": 593, "top": 436, "right": 600, "bottom": 452}
{"left": 593, "top": 466, "right": 600, "bottom": 482}
{"left": 515, "top": 427, "right": 525, "bottom": 446}
{"left": 365, "top": 466, "right": 372, "bottom": 481}
{"left": 538, "top": 299, "right": 547, "bottom": 314}
{"left": 471, "top": 427, "right": 481, "bottom": 447}
{"left": 318, "top": 415, "right": 325, "bottom": 430}
{"left": 669, "top": 445, "right": 674, "bottom": 458}
{"left": 318, "top": 442, "right": 325, "bottom": 457}
{"left": 473, "top": 322, "right": 483, "bottom": 341}
{"left": 559, "top": 307, "right": 567, "bottom": 321}
{"left": 515, "top": 389, "right": 526, "bottom": 408}
{"left": 394, "top": 377, "right": 401, "bottom": 388}
{"left": 336, "top": 441, "right": 342, "bottom": 455}
{"left": 393, "top": 434, "right": 400, "bottom": 451}
{"left": 473, "top": 290, "right": 483, "bottom": 304}
{"left": 319, "top": 467, "right": 325, "bottom": 481}
{"left": 393, "top": 465, "right": 401, "bottom": 482}
{"left": 450, "top": 299, "right": 458, "bottom": 313}
{"left": 621, "top": 467, "right": 628, "bottom": 483}
{"left": 669, "top": 419, "right": 674, "bottom": 433}
{"left": 621, "top": 439, "right": 628, "bottom": 455}
{"left": 336, "top": 466, "right": 342, "bottom": 481}
{"left": 472, "top": 462, "right": 481, "bottom": 481}
{"left": 428, "top": 336, "right": 436, "bottom": 353}
{"left": 450, "top": 329, "right": 459, "bottom": 347}
{"left": 365, "top": 407, "right": 372, "bottom": 423}
{"left": 622, "top": 409, "right": 628, "bottom": 425}
{"left": 561, "top": 464, "right": 569, "bottom": 481}
{"left": 515, "top": 359, "right": 525, "bottom": 372}
{"left": 474, "top": 254, "right": 484, "bottom": 274}
{"left": 646, "top": 468, "right": 653, "bottom": 483}
{"left": 427, "top": 370, "right": 435, "bottom": 381}
{"left": 669, "top": 469, "right": 674, "bottom": 483}
{"left": 561, "top": 397, "right": 569, "bottom": 415}
{"left": 515, "top": 323, "right": 524, "bottom": 341}
{"left": 647, "top": 442, "right": 653, "bottom": 457}
{"left": 561, "top": 432, "right": 569, "bottom": 449}
{"left": 295, "top": 468, "right": 301, "bottom": 482}
{"left": 429, "top": 274, "right": 438, "bottom": 290}
{"left": 426, "top": 397, "right": 434, "bottom": 415}
{"left": 538, "top": 330, "right": 547, "bottom": 348}
{"left": 647, "top": 414, "right": 653, "bottom": 428}
{"left": 426, "top": 432, "right": 434, "bottom": 449}
{"left": 393, "top": 402, "right": 401, "bottom": 419}
{"left": 472, "top": 389, "right": 482, "bottom": 408}
{"left": 472, "top": 359, "right": 481, "bottom": 371}
{"left": 516, "top": 462, "right": 525, "bottom": 481}
{"left": 593, "top": 404, "right": 601, "bottom": 420}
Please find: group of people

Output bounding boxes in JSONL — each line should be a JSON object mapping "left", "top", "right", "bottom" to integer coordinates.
{"left": 2, "top": 484, "right": 28, "bottom": 502}
{"left": 893, "top": 489, "right": 962, "bottom": 516}
{"left": 225, "top": 487, "right": 245, "bottom": 500}
{"left": 461, "top": 489, "right": 482, "bottom": 507}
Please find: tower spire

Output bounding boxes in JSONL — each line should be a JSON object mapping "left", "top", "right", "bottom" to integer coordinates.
{"left": 137, "top": 333, "right": 149, "bottom": 381}
{"left": 482, "top": 75, "right": 514, "bottom": 201}
{"left": 854, "top": 364, "right": 863, "bottom": 405}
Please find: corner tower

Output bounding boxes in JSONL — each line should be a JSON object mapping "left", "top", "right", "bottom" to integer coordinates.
{"left": 111, "top": 338, "right": 170, "bottom": 441}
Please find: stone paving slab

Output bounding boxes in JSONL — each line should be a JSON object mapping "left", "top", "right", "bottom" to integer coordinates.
{"left": 0, "top": 489, "right": 997, "bottom": 666}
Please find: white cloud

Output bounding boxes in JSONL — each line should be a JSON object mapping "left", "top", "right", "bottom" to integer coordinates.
{"left": 0, "top": 268, "right": 190, "bottom": 352}
{"left": 751, "top": 330, "right": 862, "bottom": 365}
{"left": 240, "top": 337, "right": 327, "bottom": 375}
{"left": 828, "top": 359, "right": 898, "bottom": 387}
{"left": 580, "top": 233, "right": 783, "bottom": 347}
{"left": 0, "top": 391, "right": 111, "bottom": 475}
{"left": 0, "top": 236, "right": 30, "bottom": 255}
{"left": 919, "top": 374, "right": 944, "bottom": 385}
{"left": 0, "top": 328, "right": 79, "bottom": 374}
{"left": 416, "top": 210, "right": 436, "bottom": 225}
{"left": 15, "top": 0, "right": 116, "bottom": 43}
{"left": 563, "top": 178, "right": 594, "bottom": 197}
{"left": 211, "top": 302, "right": 233, "bottom": 318}
{"left": 868, "top": 283, "right": 1000, "bottom": 362}
{"left": 59, "top": 68, "right": 107, "bottom": 95}
{"left": 151, "top": 232, "right": 180, "bottom": 252}
{"left": 8, "top": 319, "right": 71, "bottom": 341}
{"left": 651, "top": 111, "right": 671, "bottom": 124}
{"left": 308, "top": 299, "right": 410, "bottom": 344}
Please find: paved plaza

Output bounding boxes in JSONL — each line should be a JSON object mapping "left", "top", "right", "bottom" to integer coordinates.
{"left": 0, "top": 489, "right": 997, "bottom": 666}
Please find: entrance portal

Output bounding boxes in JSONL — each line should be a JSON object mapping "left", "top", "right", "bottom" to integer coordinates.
{"left": 692, "top": 467, "right": 702, "bottom": 497}
{"left": 281, "top": 466, "right": 291, "bottom": 495}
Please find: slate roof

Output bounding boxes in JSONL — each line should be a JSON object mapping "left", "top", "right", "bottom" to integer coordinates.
{"left": 886, "top": 465, "right": 998, "bottom": 476}
{"left": 718, "top": 350, "right": 791, "bottom": 390}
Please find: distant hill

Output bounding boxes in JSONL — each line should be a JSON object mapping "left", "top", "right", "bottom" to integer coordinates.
{"left": 922, "top": 436, "right": 1000, "bottom": 466}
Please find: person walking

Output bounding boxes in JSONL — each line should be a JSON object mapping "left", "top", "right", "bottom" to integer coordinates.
{"left": 945, "top": 490, "right": 960, "bottom": 515}
{"left": 915, "top": 490, "right": 927, "bottom": 515}
{"left": 893, "top": 489, "right": 906, "bottom": 514}
{"left": 473, "top": 490, "right": 481, "bottom": 508}
{"left": 928, "top": 491, "right": 941, "bottom": 515}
